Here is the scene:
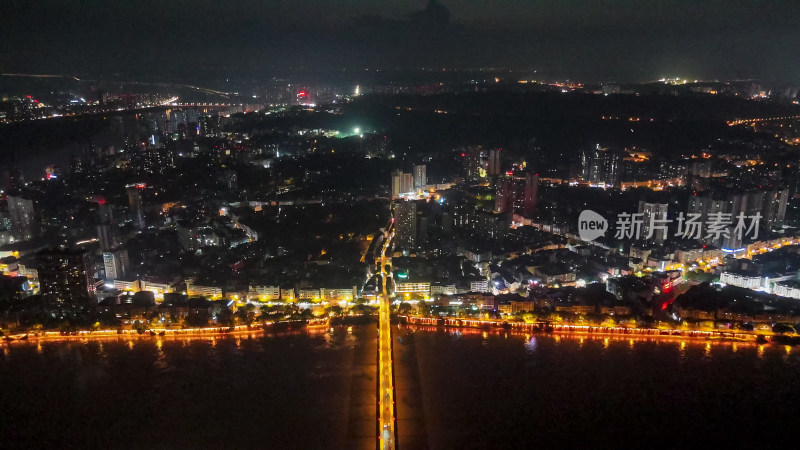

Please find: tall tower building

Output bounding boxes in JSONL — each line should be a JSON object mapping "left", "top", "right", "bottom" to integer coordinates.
{"left": 402, "top": 173, "right": 413, "bottom": 194}
{"left": 394, "top": 201, "right": 418, "bottom": 249}
{"left": 391, "top": 170, "right": 403, "bottom": 199}
{"left": 127, "top": 186, "right": 145, "bottom": 230}
{"left": 487, "top": 148, "right": 501, "bottom": 176}
{"left": 96, "top": 203, "right": 116, "bottom": 251}
{"left": 413, "top": 165, "right": 427, "bottom": 190}
{"left": 637, "top": 201, "right": 669, "bottom": 243}
{"left": 495, "top": 177, "right": 514, "bottom": 213}
{"left": 462, "top": 147, "right": 485, "bottom": 181}
{"left": 522, "top": 173, "right": 539, "bottom": 218}
{"left": 103, "top": 248, "right": 130, "bottom": 280}
{"left": 581, "top": 145, "right": 622, "bottom": 187}
{"left": 37, "top": 248, "right": 94, "bottom": 305}
{"left": 391, "top": 170, "right": 414, "bottom": 199}
{"left": 763, "top": 189, "right": 789, "bottom": 229}
{"left": 6, "top": 194, "right": 38, "bottom": 241}
{"left": 690, "top": 189, "right": 790, "bottom": 249}
{"left": 97, "top": 224, "right": 114, "bottom": 252}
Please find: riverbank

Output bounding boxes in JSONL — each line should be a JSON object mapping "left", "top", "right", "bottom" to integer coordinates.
{"left": 2, "top": 318, "right": 329, "bottom": 343}
{"left": 399, "top": 315, "right": 799, "bottom": 344}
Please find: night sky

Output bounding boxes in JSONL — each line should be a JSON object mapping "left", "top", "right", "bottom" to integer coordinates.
{"left": 1, "top": 0, "right": 798, "bottom": 82}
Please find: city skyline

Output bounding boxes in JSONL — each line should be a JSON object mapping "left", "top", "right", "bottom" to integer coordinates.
{"left": 2, "top": 2, "right": 800, "bottom": 448}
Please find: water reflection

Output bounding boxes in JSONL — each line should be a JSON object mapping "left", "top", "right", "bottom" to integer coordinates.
{"left": 396, "top": 324, "right": 785, "bottom": 361}
{"left": 2, "top": 325, "right": 798, "bottom": 449}
{"left": 1, "top": 327, "right": 377, "bottom": 448}
{"left": 524, "top": 336, "right": 538, "bottom": 354}
{"left": 403, "top": 328, "right": 800, "bottom": 449}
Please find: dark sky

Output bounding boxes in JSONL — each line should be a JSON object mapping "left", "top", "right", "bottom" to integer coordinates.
{"left": 1, "top": 0, "right": 798, "bottom": 82}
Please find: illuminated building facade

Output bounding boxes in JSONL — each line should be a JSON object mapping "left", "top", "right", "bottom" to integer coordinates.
{"left": 249, "top": 285, "right": 281, "bottom": 301}
{"left": 391, "top": 170, "right": 414, "bottom": 199}
{"left": 395, "top": 282, "right": 431, "bottom": 297}
{"left": 394, "top": 200, "right": 418, "bottom": 249}
{"left": 102, "top": 248, "right": 130, "bottom": 280}
{"left": 413, "top": 164, "right": 427, "bottom": 190}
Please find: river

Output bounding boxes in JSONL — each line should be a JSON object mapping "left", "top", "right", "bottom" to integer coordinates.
{"left": 2, "top": 326, "right": 799, "bottom": 449}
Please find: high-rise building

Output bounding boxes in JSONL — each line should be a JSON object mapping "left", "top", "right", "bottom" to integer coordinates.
{"left": 523, "top": 173, "right": 539, "bottom": 218}
{"left": 763, "top": 189, "right": 789, "bottom": 229}
{"left": 688, "top": 189, "right": 790, "bottom": 249}
{"left": 441, "top": 211, "right": 453, "bottom": 234}
{"left": 413, "top": 164, "right": 427, "bottom": 190}
{"left": 487, "top": 148, "right": 502, "bottom": 176}
{"left": 463, "top": 210, "right": 510, "bottom": 240}
{"left": 462, "top": 147, "right": 485, "bottom": 181}
{"left": 130, "top": 145, "right": 170, "bottom": 175}
{"left": 37, "top": 248, "right": 94, "bottom": 305}
{"left": 394, "top": 201, "right": 417, "bottom": 249}
{"left": 659, "top": 161, "right": 688, "bottom": 185}
{"left": 495, "top": 177, "right": 514, "bottom": 213}
{"left": 637, "top": 201, "right": 669, "bottom": 243}
{"left": 391, "top": 170, "right": 403, "bottom": 199}
{"left": 199, "top": 115, "right": 221, "bottom": 137}
{"left": 97, "top": 224, "right": 114, "bottom": 252}
{"left": 103, "top": 249, "right": 130, "bottom": 280}
{"left": 127, "top": 185, "right": 145, "bottom": 230}
{"left": 402, "top": 173, "right": 413, "bottom": 193}
{"left": 6, "top": 194, "right": 38, "bottom": 241}
{"left": 391, "top": 170, "right": 414, "bottom": 199}
{"left": 418, "top": 216, "right": 429, "bottom": 246}
{"left": 687, "top": 194, "right": 729, "bottom": 247}
{"left": 581, "top": 145, "right": 622, "bottom": 187}
{"left": 96, "top": 203, "right": 116, "bottom": 251}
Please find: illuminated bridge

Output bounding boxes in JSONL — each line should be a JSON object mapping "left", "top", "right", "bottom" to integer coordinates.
{"left": 167, "top": 102, "right": 239, "bottom": 108}
{"left": 727, "top": 114, "right": 800, "bottom": 126}
{"left": 377, "top": 219, "right": 397, "bottom": 449}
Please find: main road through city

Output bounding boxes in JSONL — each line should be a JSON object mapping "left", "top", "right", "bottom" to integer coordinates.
{"left": 378, "top": 220, "right": 397, "bottom": 450}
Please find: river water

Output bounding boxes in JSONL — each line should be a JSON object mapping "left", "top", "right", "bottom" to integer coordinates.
{"left": 2, "top": 326, "right": 799, "bottom": 449}
{"left": 0, "top": 327, "right": 377, "bottom": 449}
{"left": 394, "top": 326, "right": 800, "bottom": 449}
